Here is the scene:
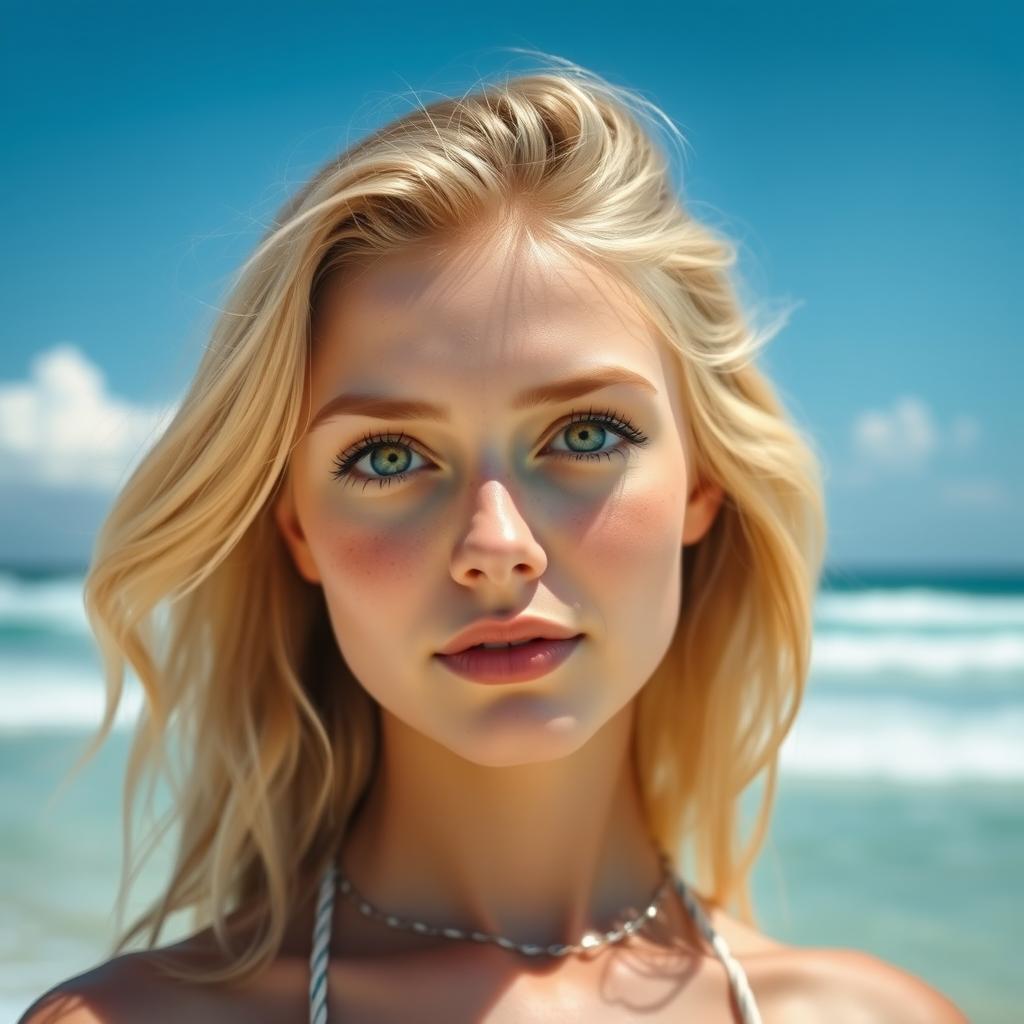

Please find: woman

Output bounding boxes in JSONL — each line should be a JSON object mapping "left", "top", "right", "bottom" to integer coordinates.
{"left": 20, "top": 56, "right": 967, "bottom": 1023}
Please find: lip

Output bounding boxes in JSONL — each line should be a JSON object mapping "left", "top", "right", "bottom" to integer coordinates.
{"left": 433, "top": 635, "right": 584, "bottom": 685}
{"left": 436, "top": 615, "right": 582, "bottom": 657}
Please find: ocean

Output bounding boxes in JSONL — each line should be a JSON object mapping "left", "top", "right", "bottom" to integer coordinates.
{"left": 1, "top": 565, "right": 1020, "bottom": 1022}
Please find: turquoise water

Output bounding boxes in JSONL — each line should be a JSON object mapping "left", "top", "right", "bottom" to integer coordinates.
{"left": 2, "top": 565, "right": 1021, "bottom": 1021}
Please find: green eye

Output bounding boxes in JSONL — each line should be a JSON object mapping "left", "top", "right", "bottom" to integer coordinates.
{"left": 330, "top": 407, "right": 650, "bottom": 491}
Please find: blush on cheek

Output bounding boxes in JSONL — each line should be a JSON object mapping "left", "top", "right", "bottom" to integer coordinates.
{"left": 317, "top": 527, "right": 432, "bottom": 668}
{"left": 320, "top": 525, "right": 430, "bottom": 592}
{"left": 573, "top": 483, "right": 684, "bottom": 685}
{"left": 573, "top": 483, "right": 682, "bottom": 568}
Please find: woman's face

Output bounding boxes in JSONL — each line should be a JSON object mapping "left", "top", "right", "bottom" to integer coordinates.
{"left": 275, "top": 232, "right": 723, "bottom": 767}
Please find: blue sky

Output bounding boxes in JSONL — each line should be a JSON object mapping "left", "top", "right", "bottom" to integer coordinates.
{"left": 0, "top": 0, "right": 1019, "bottom": 569}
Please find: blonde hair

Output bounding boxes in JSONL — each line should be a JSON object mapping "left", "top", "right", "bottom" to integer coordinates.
{"left": 69, "top": 52, "right": 827, "bottom": 986}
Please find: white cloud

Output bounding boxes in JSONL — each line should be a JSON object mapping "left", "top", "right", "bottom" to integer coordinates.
{"left": 851, "top": 395, "right": 938, "bottom": 470}
{"left": 849, "top": 397, "right": 986, "bottom": 473}
{"left": 842, "top": 397, "right": 1011, "bottom": 513}
{"left": 0, "top": 344, "right": 178, "bottom": 491}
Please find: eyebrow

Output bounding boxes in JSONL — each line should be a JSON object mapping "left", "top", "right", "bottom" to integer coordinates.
{"left": 309, "top": 365, "right": 658, "bottom": 429}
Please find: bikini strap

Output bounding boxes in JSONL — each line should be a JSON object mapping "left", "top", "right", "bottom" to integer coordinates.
{"left": 673, "top": 874, "right": 764, "bottom": 1024}
{"left": 309, "top": 859, "right": 337, "bottom": 1024}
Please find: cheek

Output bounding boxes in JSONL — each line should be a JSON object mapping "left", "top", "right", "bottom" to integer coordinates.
{"left": 314, "top": 521, "right": 437, "bottom": 694}
{"left": 573, "top": 473, "right": 684, "bottom": 570}
{"left": 571, "top": 473, "right": 685, "bottom": 682}
{"left": 321, "top": 526, "right": 426, "bottom": 588}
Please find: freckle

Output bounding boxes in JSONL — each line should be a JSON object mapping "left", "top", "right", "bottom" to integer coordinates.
{"left": 329, "top": 529, "right": 426, "bottom": 583}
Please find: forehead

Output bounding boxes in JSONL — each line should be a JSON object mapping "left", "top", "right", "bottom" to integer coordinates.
{"left": 310, "top": 237, "right": 666, "bottom": 390}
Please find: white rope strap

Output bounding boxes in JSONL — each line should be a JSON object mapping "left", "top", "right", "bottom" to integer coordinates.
{"left": 674, "top": 876, "right": 764, "bottom": 1024}
{"left": 308, "top": 859, "right": 337, "bottom": 1024}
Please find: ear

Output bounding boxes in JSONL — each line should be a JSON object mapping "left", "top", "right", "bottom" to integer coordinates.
{"left": 682, "top": 477, "right": 725, "bottom": 547}
{"left": 273, "top": 475, "right": 322, "bottom": 584}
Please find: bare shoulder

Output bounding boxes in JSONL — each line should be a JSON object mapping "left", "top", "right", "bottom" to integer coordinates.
{"left": 16, "top": 895, "right": 321, "bottom": 1024}
{"left": 16, "top": 951, "right": 176, "bottom": 1024}
{"left": 14, "top": 930, "right": 283, "bottom": 1024}
{"left": 702, "top": 904, "right": 969, "bottom": 1023}
{"left": 746, "top": 945, "right": 971, "bottom": 1024}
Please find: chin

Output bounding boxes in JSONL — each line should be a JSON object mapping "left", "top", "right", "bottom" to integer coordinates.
{"left": 445, "top": 700, "right": 596, "bottom": 767}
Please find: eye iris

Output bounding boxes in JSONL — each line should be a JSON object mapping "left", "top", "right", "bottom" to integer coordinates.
{"left": 566, "top": 422, "right": 605, "bottom": 453}
{"left": 370, "top": 445, "right": 410, "bottom": 475}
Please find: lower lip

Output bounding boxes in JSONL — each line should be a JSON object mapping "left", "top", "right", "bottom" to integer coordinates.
{"left": 434, "top": 635, "right": 584, "bottom": 684}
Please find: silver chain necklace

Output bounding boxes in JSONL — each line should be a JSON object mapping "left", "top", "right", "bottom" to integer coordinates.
{"left": 335, "top": 849, "right": 676, "bottom": 958}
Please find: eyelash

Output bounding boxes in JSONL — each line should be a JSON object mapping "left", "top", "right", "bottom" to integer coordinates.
{"left": 329, "top": 406, "right": 651, "bottom": 491}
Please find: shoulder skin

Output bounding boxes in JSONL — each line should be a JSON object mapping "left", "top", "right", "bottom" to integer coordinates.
{"left": 757, "top": 947, "right": 972, "bottom": 1024}
{"left": 15, "top": 951, "right": 239, "bottom": 1024}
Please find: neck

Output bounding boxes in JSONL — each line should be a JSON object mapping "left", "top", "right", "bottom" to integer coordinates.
{"left": 338, "top": 699, "right": 669, "bottom": 951}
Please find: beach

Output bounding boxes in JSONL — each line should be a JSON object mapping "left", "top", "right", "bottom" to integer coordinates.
{"left": 2, "top": 567, "right": 1020, "bottom": 1022}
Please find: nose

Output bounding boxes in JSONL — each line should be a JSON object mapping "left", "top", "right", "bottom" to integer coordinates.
{"left": 449, "top": 478, "right": 548, "bottom": 589}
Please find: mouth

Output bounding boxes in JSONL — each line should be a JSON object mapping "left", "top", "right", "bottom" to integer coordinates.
{"left": 464, "top": 636, "right": 546, "bottom": 652}
{"left": 433, "top": 634, "right": 585, "bottom": 685}
{"left": 435, "top": 614, "right": 583, "bottom": 658}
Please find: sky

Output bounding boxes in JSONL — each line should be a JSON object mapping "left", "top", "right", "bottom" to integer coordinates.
{"left": 0, "top": 0, "right": 1019, "bottom": 571}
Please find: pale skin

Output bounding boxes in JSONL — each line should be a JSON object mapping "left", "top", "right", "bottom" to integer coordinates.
{"left": 280, "top": 223, "right": 722, "bottom": 959}
{"left": 19, "top": 225, "right": 969, "bottom": 1022}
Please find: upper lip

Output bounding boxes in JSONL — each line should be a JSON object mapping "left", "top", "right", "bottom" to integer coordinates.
{"left": 435, "top": 616, "right": 583, "bottom": 656}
